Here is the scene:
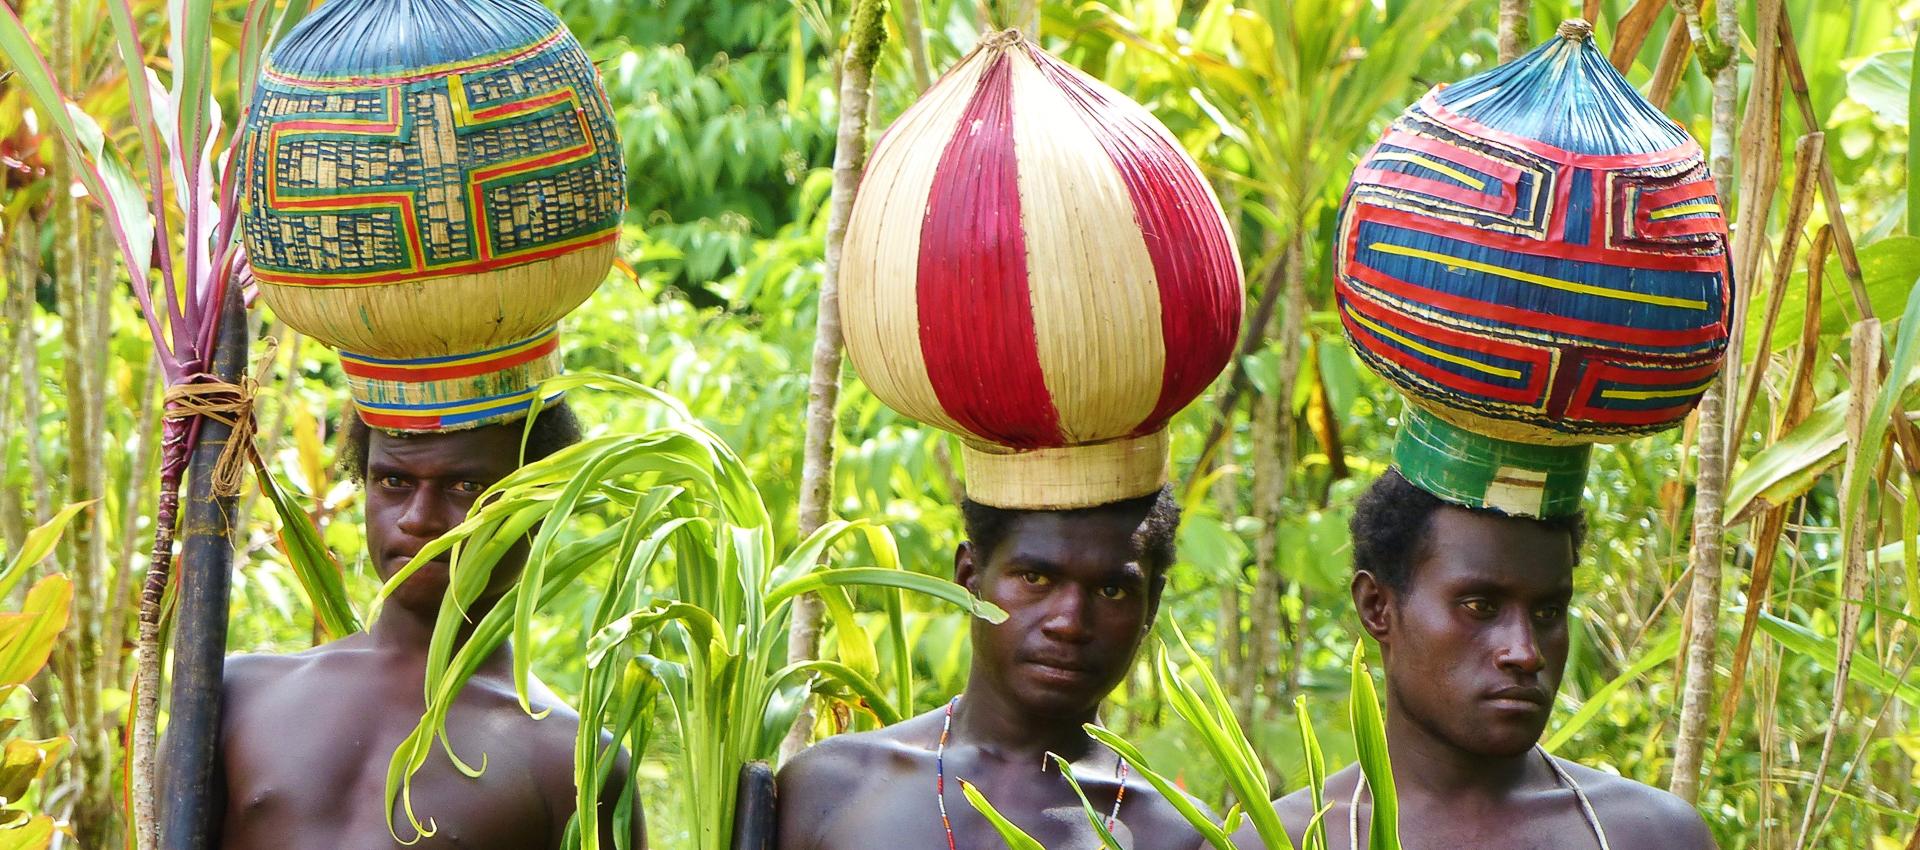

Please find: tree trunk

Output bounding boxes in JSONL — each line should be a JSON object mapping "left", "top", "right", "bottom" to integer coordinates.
{"left": 1497, "top": 0, "right": 1529, "bottom": 63}
{"left": 156, "top": 285, "right": 249, "bottom": 850}
{"left": 1668, "top": 0, "right": 1740, "bottom": 804}
{"left": 1250, "top": 235, "right": 1307, "bottom": 722}
{"left": 50, "top": 7, "right": 115, "bottom": 832}
{"left": 780, "top": 0, "right": 887, "bottom": 763}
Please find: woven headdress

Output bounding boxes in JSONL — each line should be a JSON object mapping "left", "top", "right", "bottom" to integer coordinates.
{"left": 840, "top": 31, "right": 1244, "bottom": 510}
{"left": 1336, "top": 20, "right": 1731, "bottom": 518}
{"left": 240, "top": 0, "right": 624, "bottom": 432}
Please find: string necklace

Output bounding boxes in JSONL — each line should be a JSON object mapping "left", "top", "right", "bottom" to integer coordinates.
{"left": 1345, "top": 745, "right": 1612, "bottom": 850}
{"left": 935, "top": 695, "right": 1129, "bottom": 850}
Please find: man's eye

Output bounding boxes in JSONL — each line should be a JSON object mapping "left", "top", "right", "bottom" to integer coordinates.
{"left": 1462, "top": 598, "right": 1496, "bottom": 617}
{"left": 377, "top": 475, "right": 408, "bottom": 489}
{"left": 1534, "top": 605, "right": 1565, "bottom": 622}
{"left": 1096, "top": 585, "right": 1128, "bottom": 601}
{"left": 1020, "top": 571, "right": 1048, "bottom": 586}
{"left": 451, "top": 480, "right": 486, "bottom": 494}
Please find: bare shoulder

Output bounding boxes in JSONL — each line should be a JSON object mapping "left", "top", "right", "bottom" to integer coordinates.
{"left": 221, "top": 639, "right": 355, "bottom": 707}
{"left": 775, "top": 713, "right": 940, "bottom": 850}
{"left": 776, "top": 719, "right": 924, "bottom": 794}
{"left": 1553, "top": 759, "right": 1715, "bottom": 850}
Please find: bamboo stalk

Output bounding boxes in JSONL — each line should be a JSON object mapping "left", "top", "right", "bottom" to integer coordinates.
{"left": 156, "top": 285, "right": 249, "bottom": 850}
{"left": 1715, "top": 225, "right": 1829, "bottom": 752}
{"left": 1729, "top": 132, "right": 1824, "bottom": 455}
{"left": 0, "top": 228, "right": 27, "bottom": 552}
{"left": 780, "top": 0, "right": 887, "bottom": 763}
{"left": 897, "top": 0, "right": 933, "bottom": 92}
{"left": 1607, "top": 0, "right": 1671, "bottom": 73}
{"left": 1646, "top": 16, "right": 1693, "bottom": 110}
{"left": 1667, "top": 0, "right": 1739, "bottom": 804}
{"left": 1497, "top": 0, "right": 1528, "bottom": 63}
{"left": 1791, "top": 319, "right": 1879, "bottom": 850}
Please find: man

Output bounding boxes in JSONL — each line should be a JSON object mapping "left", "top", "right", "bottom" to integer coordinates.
{"left": 777, "top": 488, "right": 1206, "bottom": 850}
{"left": 216, "top": 405, "right": 647, "bottom": 850}
{"left": 1235, "top": 470, "right": 1713, "bottom": 850}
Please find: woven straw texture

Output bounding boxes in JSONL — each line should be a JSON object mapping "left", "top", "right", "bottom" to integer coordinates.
{"left": 1335, "top": 22, "right": 1731, "bottom": 448}
{"left": 237, "top": 0, "right": 625, "bottom": 432}
{"left": 240, "top": 0, "right": 624, "bottom": 359}
{"left": 840, "top": 31, "right": 1243, "bottom": 509}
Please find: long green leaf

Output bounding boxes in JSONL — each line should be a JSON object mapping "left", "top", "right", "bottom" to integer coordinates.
{"left": 0, "top": 501, "right": 94, "bottom": 600}
{"left": 960, "top": 780, "right": 1048, "bottom": 850}
{"left": 255, "top": 467, "right": 360, "bottom": 638}
{"left": 766, "top": 568, "right": 1007, "bottom": 623}
{"left": 1756, "top": 612, "right": 1920, "bottom": 707}
{"left": 1349, "top": 642, "right": 1400, "bottom": 850}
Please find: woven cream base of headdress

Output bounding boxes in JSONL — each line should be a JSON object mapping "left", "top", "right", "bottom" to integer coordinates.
{"left": 961, "top": 430, "right": 1169, "bottom": 510}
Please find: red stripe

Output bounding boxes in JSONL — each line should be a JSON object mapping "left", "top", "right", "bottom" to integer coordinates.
{"left": 1639, "top": 180, "right": 1718, "bottom": 208}
{"left": 1337, "top": 280, "right": 1551, "bottom": 405}
{"left": 914, "top": 52, "right": 1062, "bottom": 448}
{"left": 1564, "top": 359, "right": 1722, "bottom": 426}
{"left": 1353, "top": 166, "right": 1516, "bottom": 215}
{"left": 1028, "top": 46, "right": 1242, "bottom": 435}
{"left": 359, "top": 410, "right": 443, "bottom": 430}
{"left": 1341, "top": 211, "right": 1730, "bottom": 349}
{"left": 339, "top": 335, "right": 558, "bottom": 382}
{"left": 1378, "top": 129, "right": 1525, "bottom": 183}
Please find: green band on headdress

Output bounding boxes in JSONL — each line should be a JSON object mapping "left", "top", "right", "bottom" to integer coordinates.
{"left": 1393, "top": 406, "right": 1590, "bottom": 519}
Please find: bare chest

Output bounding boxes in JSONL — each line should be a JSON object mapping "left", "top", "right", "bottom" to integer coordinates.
{"left": 219, "top": 674, "right": 557, "bottom": 850}
{"left": 810, "top": 759, "right": 1140, "bottom": 850}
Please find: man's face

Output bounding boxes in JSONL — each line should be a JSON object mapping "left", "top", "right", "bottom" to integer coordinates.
{"left": 1368, "top": 506, "right": 1574, "bottom": 757}
{"left": 364, "top": 422, "right": 528, "bottom": 616}
{"left": 956, "top": 507, "right": 1161, "bottom": 717}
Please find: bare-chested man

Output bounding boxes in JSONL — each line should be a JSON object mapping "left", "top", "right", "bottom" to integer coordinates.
{"left": 216, "top": 405, "right": 646, "bottom": 850}
{"left": 776, "top": 487, "right": 1205, "bottom": 850}
{"left": 1234, "top": 470, "right": 1713, "bottom": 850}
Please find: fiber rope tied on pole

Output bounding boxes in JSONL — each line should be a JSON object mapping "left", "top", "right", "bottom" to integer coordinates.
{"left": 158, "top": 337, "right": 278, "bottom": 498}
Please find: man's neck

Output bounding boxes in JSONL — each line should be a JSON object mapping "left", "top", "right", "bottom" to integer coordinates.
{"left": 1383, "top": 689, "right": 1545, "bottom": 804}
{"left": 366, "top": 598, "right": 513, "bottom": 677}
{"left": 950, "top": 671, "right": 1103, "bottom": 765}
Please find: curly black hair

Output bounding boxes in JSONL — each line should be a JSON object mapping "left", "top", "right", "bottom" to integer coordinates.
{"left": 960, "top": 485, "right": 1181, "bottom": 581}
{"left": 338, "top": 400, "right": 585, "bottom": 483}
{"left": 1350, "top": 468, "right": 1586, "bottom": 591}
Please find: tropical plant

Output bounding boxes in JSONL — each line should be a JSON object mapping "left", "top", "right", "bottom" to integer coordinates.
{"left": 376, "top": 373, "right": 1006, "bottom": 850}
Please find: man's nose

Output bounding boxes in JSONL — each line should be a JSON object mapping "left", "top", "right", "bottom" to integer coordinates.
{"left": 1038, "top": 589, "right": 1095, "bottom": 643}
{"left": 395, "top": 487, "right": 452, "bottom": 540}
{"left": 1493, "top": 614, "right": 1545, "bottom": 674}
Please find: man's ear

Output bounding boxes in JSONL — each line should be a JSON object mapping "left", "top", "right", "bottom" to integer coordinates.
{"left": 1352, "top": 570, "right": 1394, "bottom": 643}
{"left": 954, "top": 541, "right": 978, "bottom": 594}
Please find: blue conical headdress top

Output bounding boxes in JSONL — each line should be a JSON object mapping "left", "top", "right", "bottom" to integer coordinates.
{"left": 1335, "top": 19, "right": 1731, "bottom": 518}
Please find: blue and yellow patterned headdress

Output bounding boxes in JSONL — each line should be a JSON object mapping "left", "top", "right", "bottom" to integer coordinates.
{"left": 1336, "top": 20, "right": 1732, "bottom": 518}
{"left": 240, "top": 0, "right": 625, "bottom": 432}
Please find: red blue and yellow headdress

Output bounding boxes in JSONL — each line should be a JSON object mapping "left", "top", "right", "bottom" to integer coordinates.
{"left": 1337, "top": 20, "right": 1731, "bottom": 517}
{"left": 239, "top": 0, "right": 624, "bottom": 432}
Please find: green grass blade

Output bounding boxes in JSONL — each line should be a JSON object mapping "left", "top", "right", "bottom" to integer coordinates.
{"left": 960, "top": 780, "right": 1048, "bottom": 850}
{"left": 1349, "top": 642, "right": 1400, "bottom": 850}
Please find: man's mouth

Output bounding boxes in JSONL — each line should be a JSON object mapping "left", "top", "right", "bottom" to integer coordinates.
{"left": 1484, "top": 685, "right": 1550, "bottom": 712}
{"left": 1023, "top": 656, "right": 1097, "bottom": 682}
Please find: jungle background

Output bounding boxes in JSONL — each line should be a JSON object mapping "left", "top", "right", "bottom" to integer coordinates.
{"left": 0, "top": 0, "right": 1916, "bottom": 847}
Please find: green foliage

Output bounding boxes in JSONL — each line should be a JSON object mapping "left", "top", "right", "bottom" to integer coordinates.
{"left": 379, "top": 373, "right": 1004, "bottom": 849}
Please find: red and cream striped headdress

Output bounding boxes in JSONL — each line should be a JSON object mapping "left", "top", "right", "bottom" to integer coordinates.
{"left": 840, "top": 31, "right": 1244, "bottom": 509}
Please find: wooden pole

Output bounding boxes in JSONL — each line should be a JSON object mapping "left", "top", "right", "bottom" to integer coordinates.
{"left": 157, "top": 284, "right": 248, "bottom": 850}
